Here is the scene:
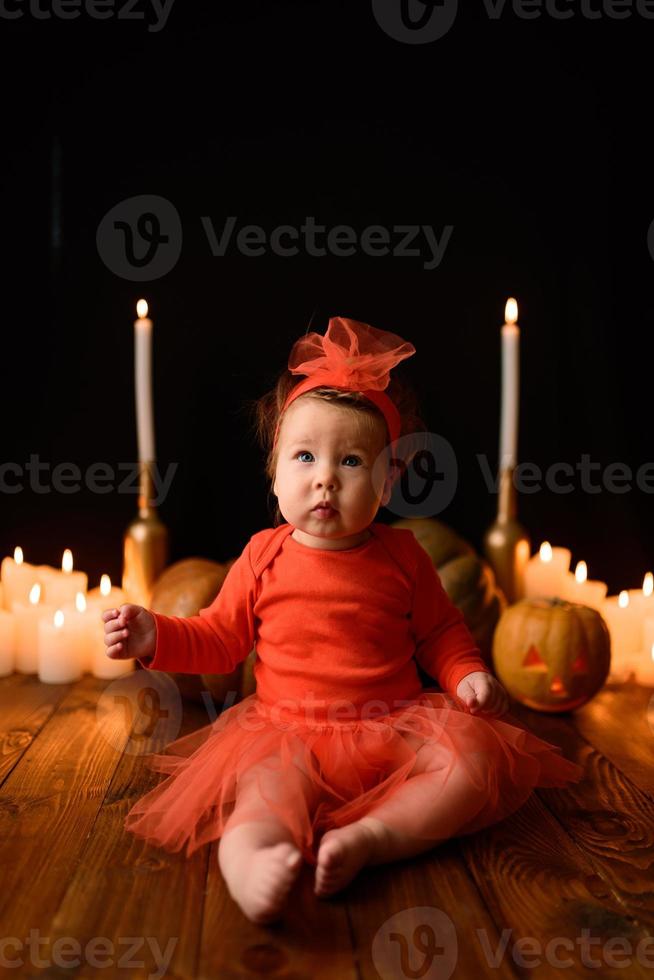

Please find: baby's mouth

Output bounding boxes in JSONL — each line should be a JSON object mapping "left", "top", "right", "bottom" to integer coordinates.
{"left": 312, "top": 504, "right": 338, "bottom": 516}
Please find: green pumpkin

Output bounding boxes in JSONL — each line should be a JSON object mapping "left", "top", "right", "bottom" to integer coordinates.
{"left": 391, "top": 517, "right": 506, "bottom": 663}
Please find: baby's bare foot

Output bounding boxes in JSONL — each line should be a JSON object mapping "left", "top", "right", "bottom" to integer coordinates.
{"left": 233, "top": 842, "right": 303, "bottom": 925}
{"left": 314, "top": 818, "right": 384, "bottom": 897}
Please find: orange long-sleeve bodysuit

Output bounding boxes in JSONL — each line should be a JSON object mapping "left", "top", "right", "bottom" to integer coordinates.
{"left": 139, "top": 521, "right": 491, "bottom": 712}
{"left": 126, "top": 521, "right": 584, "bottom": 861}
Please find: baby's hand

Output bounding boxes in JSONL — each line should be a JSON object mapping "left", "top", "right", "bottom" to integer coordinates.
{"left": 456, "top": 671, "right": 510, "bottom": 718}
{"left": 102, "top": 604, "right": 156, "bottom": 661}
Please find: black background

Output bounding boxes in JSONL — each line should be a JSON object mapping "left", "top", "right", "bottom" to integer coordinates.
{"left": 1, "top": 0, "right": 652, "bottom": 594}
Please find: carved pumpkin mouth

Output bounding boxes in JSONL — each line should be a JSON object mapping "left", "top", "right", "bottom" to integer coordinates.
{"left": 549, "top": 676, "right": 569, "bottom": 697}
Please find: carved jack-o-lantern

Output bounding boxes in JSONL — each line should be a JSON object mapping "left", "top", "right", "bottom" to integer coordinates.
{"left": 492, "top": 598, "right": 611, "bottom": 712}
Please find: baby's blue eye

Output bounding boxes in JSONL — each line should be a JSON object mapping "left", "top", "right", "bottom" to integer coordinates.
{"left": 295, "top": 452, "right": 362, "bottom": 466}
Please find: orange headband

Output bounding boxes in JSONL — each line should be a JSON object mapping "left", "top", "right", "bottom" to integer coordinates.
{"left": 272, "top": 317, "right": 416, "bottom": 456}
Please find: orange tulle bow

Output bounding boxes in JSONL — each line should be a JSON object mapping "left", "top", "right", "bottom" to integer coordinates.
{"left": 273, "top": 317, "right": 416, "bottom": 451}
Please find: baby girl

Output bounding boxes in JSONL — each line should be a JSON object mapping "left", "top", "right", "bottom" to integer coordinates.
{"left": 103, "top": 316, "right": 583, "bottom": 925}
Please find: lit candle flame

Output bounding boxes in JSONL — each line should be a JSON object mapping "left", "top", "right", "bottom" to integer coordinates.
{"left": 505, "top": 297, "right": 518, "bottom": 324}
{"left": 643, "top": 572, "right": 653, "bottom": 597}
{"left": 618, "top": 590, "right": 629, "bottom": 609}
{"left": 75, "top": 592, "right": 86, "bottom": 613}
{"left": 136, "top": 298, "right": 149, "bottom": 319}
{"left": 29, "top": 583, "right": 41, "bottom": 605}
{"left": 100, "top": 574, "right": 111, "bottom": 597}
{"left": 54, "top": 609, "right": 64, "bottom": 628}
{"left": 14, "top": 546, "right": 23, "bottom": 564}
{"left": 540, "top": 542, "right": 553, "bottom": 563}
{"left": 575, "top": 561, "right": 587, "bottom": 584}
{"left": 62, "top": 550, "right": 73, "bottom": 574}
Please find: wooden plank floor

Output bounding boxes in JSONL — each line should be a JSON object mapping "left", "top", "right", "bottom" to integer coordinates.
{"left": 1, "top": 669, "right": 653, "bottom": 979}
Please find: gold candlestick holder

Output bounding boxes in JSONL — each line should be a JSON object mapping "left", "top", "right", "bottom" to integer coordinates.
{"left": 483, "top": 466, "right": 531, "bottom": 605}
{"left": 122, "top": 461, "right": 169, "bottom": 608}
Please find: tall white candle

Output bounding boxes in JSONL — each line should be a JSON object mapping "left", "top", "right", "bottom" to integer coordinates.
{"left": 524, "top": 542, "right": 571, "bottom": 599}
{"left": 135, "top": 298, "right": 155, "bottom": 463}
{"left": 499, "top": 297, "right": 520, "bottom": 469}
{"left": 38, "top": 609, "right": 82, "bottom": 684}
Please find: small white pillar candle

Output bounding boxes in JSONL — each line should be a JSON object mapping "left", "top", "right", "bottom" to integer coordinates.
{"left": 38, "top": 609, "right": 82, "bottom": 684}
{"left": 1, "top": 547, "right": 41, "bottom": 610}
{"left": 603, "top": 591, "right": 643, "bottom": 678}
{"left": 87, "top": 574, "right": 128, "bottom": 613}
{"left": 12, "top": 585, "right": 55, "bottom": 673}
{"left": 635, "top": 644, "right": 654, "bottom": 686}
{"left": 628, "top": 573, "right": 654, "bottom": 643}
{"left": 61, "top": 592, "right": 95, "bottom": 674}
{"left": 643, "top": 615, "right": 654, "bottom": 658}
{"left": 562, "top": 561, "right": 608, "bottom": 612}
{"left": 524, "top": 542, "right": 572, "bottom": 600}
{"left": 88, "top": 609, "right": 135, "bottom": 680}
{"left": 0, "top": 608, "right": 16, "bottom": 676}
{"left": 40, "top": 550, "right": 88, "bottom": 608}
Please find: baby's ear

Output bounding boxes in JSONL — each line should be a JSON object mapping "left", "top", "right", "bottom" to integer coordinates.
{"left": 380, "top": 468, "right": 396, "bottom": 507}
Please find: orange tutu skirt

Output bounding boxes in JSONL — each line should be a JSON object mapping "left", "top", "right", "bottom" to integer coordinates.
{"left": 124, "top": 689, "right": 584, "bottom": 866}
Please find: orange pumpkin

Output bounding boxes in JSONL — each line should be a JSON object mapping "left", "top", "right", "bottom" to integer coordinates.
{"left": 149, "top": 557, "right": 245, "bottom": 707}
{"left": 492, "top": 598, "right": 611, "bottom": 712}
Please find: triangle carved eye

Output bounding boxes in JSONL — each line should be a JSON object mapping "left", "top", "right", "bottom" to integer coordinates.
{"left": 572, "top": 651, "right": 588, "bottom": 672}
{"left": 523, "top": 644, "right": 547, "bottom": 670}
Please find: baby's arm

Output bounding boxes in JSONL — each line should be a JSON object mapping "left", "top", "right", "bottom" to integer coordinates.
{"left": 409, "top": 542, "right": 493, "bottom": 696}
{"left": 102, "top": 540, "right": 258, "bottom": 676}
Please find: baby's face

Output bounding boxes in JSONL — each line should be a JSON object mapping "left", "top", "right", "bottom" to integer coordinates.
{"left": 273, "top": 397, "right": 393, "bottom": 549}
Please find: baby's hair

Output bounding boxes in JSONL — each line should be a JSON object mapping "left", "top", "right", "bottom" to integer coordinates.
{"left": 246, "top": 366, "right": 427, "bottom": 527}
